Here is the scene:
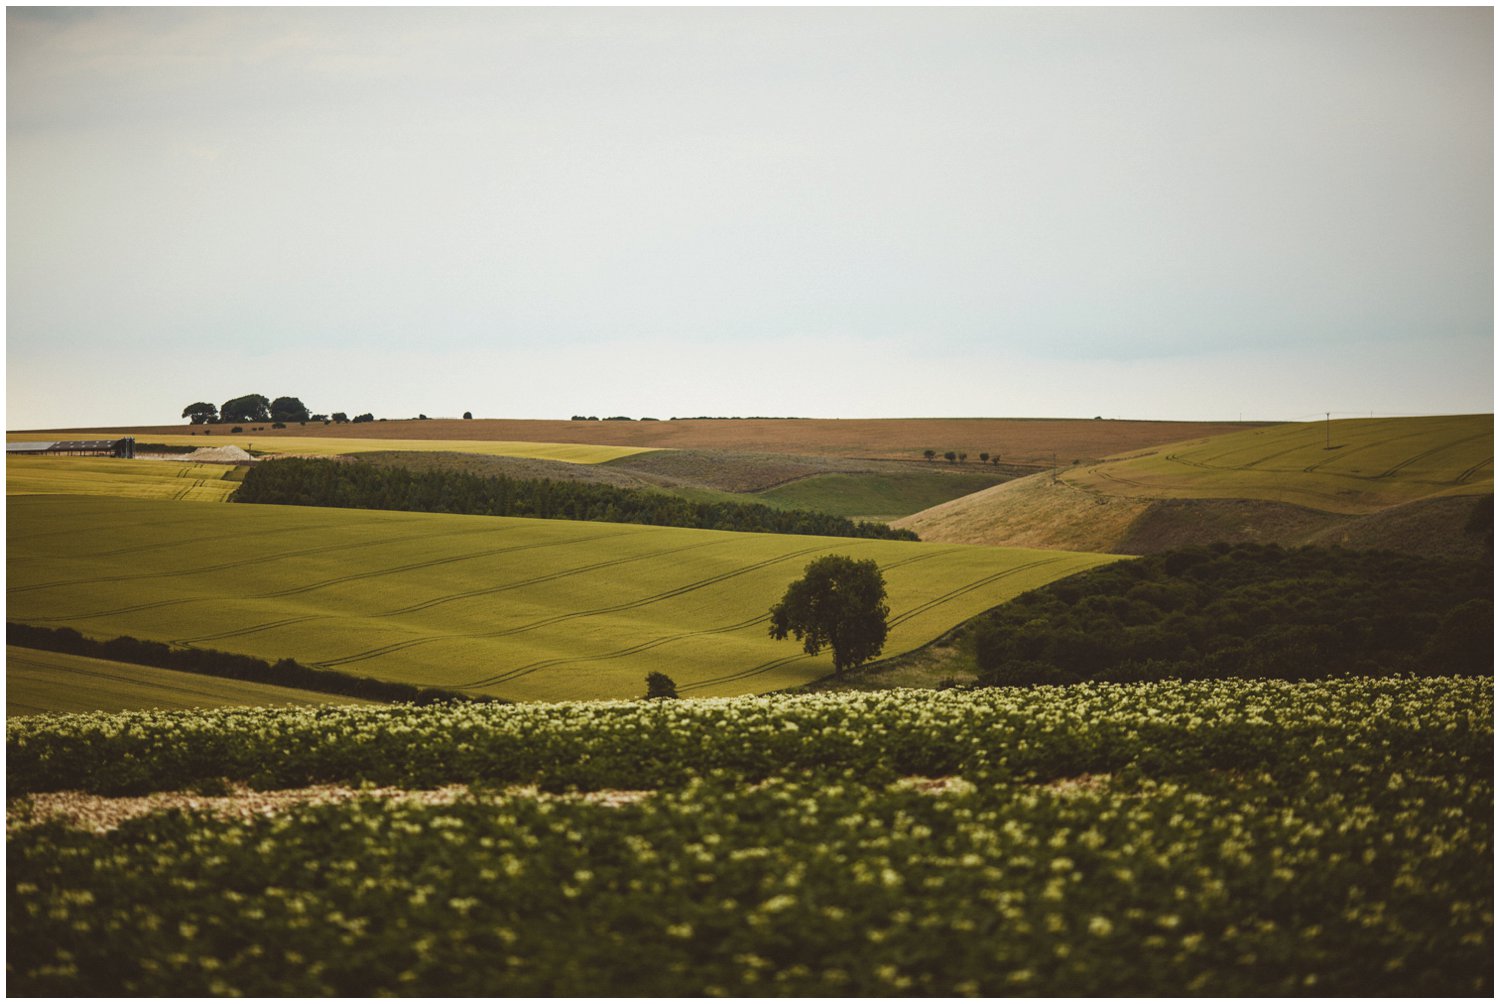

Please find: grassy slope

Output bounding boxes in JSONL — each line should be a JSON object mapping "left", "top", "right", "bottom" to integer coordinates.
{"left": 6, "top": 645, "right": 370, "bottom": 716}
{"left": 757, "top": 470, "right": 1011, "bottom": 521}
{"left": 898, "top": 415, "right": 1493, "bottom": 552}
{"left": 6, "top": 457, "right": 242, "bottom": 502}
{"left": 7, "top": 495, "right": 1120, "bottom": 702}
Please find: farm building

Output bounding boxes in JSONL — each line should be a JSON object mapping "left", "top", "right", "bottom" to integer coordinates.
{"left": 6, "top": 438, "right": 135, "bottom": 459}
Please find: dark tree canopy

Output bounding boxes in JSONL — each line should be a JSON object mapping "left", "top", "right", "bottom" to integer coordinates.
{"left": 270, "top": 396, "right": 311, "bottom": 423}
{"left": 970, "top": 543, "right": 1492, "bottom": 688}
{"left": 182, "top": 402, "right": 218, "bottom": 424}
{"left": 769, "top": 555, "right": 890, "bottom": 673}
{"left": 644, "top": 672, "right": 679, "bottom": 700}
{"left": 221, "top": 394, "right": 271, "bottom": 424}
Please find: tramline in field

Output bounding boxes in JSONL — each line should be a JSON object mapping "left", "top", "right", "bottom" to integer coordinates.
{"left": 7, "top": 495, "right": 1120, "bottom": 700}
{"left": 1061, "top": 414, "right": 1492, "bottom": 513}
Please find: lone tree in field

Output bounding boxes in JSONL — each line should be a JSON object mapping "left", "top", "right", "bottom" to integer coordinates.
{"left": 769, "top": 555, "right": 889, "bottom": 674}
{"left": 923, "top": 449, "right": 936, "bottom": 462}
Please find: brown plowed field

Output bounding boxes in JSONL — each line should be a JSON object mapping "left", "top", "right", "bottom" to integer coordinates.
{"left": 17, "top": 417, "right": 1265, "bottom": 466}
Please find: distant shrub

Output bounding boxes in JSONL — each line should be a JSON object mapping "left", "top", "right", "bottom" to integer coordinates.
{"left": 644, "top": 672, "right": 679, "bottom": 699}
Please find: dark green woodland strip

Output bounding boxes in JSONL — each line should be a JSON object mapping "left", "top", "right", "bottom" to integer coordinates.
{"left": 232, "top": 456, "right": 920, "bottom": 540}
{"left": 6, "top": 623, "right": 490, "bottom": 711}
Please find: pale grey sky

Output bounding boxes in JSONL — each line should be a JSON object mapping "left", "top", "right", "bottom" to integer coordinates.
{"left": 7, "top": 6, "right": 1493, "bottom": 428}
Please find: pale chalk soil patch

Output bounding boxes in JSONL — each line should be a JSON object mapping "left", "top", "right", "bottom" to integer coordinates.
{"left": 6, "top": 784, "right": 654, "bottom": 834}
{"left": 139, "top": 445, "right": 257, "bottom": 464}
{"left": 9, "top": 775, "right": 1110, "bottom": 833}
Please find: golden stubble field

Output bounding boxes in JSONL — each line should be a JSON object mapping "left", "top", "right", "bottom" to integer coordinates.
{"left": 15, "top": 417, "right": 1264, "bottom": 466}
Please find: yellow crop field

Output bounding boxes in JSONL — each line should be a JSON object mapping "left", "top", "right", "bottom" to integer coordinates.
{"left": 6, "top": 646, "right": 370, "bottom": 716}
{"left": 5, "top": 434, "right": 661, "bottom": 465}
{"left": 1061, "top": 414, "right": 1491, "bottom": 514}
{"left": 8, "top": 495, "right": 1121, "bottom": 701}
{"left": 6, "top": 456, "right": 242, "bottom": 502}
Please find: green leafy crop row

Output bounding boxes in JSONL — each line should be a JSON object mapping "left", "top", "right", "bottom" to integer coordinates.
{"left": 8, "top": 678, "right": 1491, "bottom": 995}
{"left": 10, "top": 678, "right": 1490, "bottom": 797}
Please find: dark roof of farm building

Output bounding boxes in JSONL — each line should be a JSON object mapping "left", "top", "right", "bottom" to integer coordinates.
{"left": 6, "top": 440, "right": 129, "bottom": 453}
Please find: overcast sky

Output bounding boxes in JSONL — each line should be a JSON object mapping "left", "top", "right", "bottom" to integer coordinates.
{"left": 7, "top": 7, "right": 1493, "bottom": 428}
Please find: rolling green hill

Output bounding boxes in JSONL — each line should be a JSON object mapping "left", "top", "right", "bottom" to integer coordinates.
{"left": 8, "top": 495, "right": 1121, "bottom": 702}
{"left": 897, "top": 414, "right": 1493, "bottom": 555}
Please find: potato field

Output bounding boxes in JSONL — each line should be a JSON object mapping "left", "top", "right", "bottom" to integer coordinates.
{"left": 7, "top": 677, "right": 1491, "bottom": 995}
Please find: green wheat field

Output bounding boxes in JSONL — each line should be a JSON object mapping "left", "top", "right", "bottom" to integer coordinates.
{"left": 8, "top": 493, "right": 1120, "bottom": 701}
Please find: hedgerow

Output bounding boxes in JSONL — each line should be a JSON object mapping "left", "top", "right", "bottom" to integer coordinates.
{"left": 6, "top": 623, "right": 486, "bottom": 708}
{"left": 234, "top": 457, "right": 919, "bottom": 540}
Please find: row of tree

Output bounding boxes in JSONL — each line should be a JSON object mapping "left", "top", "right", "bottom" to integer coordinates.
{"left": 923, "top": 450, "right": 1004, "bottom": 465}
{"left": 234, "top": 458, "right": 919, "bottom": 541}
{"left": 181, "top": 395, "right": 392, "bottom": 426}
{"left": 570, "top": 416, "right": 660, "bottom": 422}
{"left": 183, "top": 395, "right": 311, "bottom": 425}
{"left": 969, "top": 543, "right": 1491, "bottom": 687}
